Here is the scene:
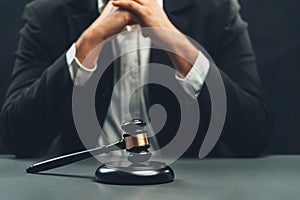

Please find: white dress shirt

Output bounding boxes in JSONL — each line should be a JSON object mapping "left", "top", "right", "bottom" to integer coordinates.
{"left": 66, "top": 0, "right": 210, "bottom": 151}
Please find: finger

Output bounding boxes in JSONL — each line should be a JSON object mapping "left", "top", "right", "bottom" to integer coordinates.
{"left": 112, "top": 1, "right": 145, "bottom": 17}
{"left": 99, "top": 2, "right": 118, "bottom": 20}
{"left": 131, "top": 0, "right": 146, "bottom": 5}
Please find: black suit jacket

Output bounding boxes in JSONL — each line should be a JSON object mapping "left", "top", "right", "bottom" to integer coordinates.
{"left": 0, "top": 0, "right": 272, "bottom": 158}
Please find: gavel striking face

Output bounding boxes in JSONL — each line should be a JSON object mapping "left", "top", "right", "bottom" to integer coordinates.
{"left": 121, "top": 119, "right": 152, "bottom": 163}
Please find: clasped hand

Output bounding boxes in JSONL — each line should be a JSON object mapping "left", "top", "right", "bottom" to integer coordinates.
{"left": 76, "top": 0, "right": 198, "bottom": 77}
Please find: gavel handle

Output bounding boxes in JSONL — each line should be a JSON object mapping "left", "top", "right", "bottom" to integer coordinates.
{"left": 26, "top": 140, "right": 125, "bottom": 173}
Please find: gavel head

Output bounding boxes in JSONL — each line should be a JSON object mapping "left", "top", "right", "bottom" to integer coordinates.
{"left": 121, "top": 119, "right": 152, "bottom": 163}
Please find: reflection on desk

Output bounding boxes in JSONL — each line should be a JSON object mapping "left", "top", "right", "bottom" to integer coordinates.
{"left": 0, "top": 155, "right": 299, "bottom": 200}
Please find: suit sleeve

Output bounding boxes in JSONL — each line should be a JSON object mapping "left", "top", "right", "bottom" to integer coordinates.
{"left": 0, "top": 4, "right": 74, "bottom": 157}
{"left": 197, "top": 0, "right": 272, "bottom": 157}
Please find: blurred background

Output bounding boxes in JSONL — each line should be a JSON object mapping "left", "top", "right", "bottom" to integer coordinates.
{"left": 0, "top": 0, "right": 299, "bottom": 154}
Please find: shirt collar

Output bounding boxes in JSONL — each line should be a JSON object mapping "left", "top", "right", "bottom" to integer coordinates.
{"left": 97, "top": 0, "right": 163, "bottom": 9}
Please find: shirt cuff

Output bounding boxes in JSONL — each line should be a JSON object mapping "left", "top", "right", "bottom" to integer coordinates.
{"left": 66, "top": 43, "right": 97, "bottom": 85}
{"left": 175, "top": 51, "right": 210, "bottom": 98}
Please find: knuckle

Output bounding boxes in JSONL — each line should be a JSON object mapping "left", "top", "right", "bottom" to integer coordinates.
{"left": 123, "top": 12, "right": 132, "bottom": 23}
{"left": 144, "top": 8, "right": 151, "bottom": 16}
{"left": 128, "top": 1, "right": 134, "bottom": 7}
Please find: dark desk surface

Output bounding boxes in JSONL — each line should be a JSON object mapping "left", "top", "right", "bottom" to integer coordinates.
{"left": 0, "top": 155, "right": 299, "bottom": 200}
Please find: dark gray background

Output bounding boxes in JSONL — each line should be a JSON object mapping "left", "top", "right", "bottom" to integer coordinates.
{"left": 1, "top": 0, "right": 300, "bottom": 154}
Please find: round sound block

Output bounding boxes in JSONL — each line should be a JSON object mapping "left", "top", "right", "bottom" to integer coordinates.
{"left": 95, "top": 161, "right": 175, "bottom": 185}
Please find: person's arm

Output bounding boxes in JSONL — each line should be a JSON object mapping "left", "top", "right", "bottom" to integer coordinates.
{"left": 113, "top": 0, "right": 272, "bottom": 157}
{"left": 0, "top": 3, "right": 74, "bottom": 157}
{"left": 0, "top": 1, "right": 136, "bottom": 158}
{"left": 196, "top": 0, "right": 272, "bottom": 157}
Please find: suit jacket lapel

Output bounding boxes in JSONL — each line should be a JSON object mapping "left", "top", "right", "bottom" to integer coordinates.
{"left": 164, "top": 0, "right": 194, "bottom": 33}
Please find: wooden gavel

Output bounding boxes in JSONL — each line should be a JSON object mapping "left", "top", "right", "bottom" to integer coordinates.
{"left": 26, "top": 119, "right": 152, "bottom": 173}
